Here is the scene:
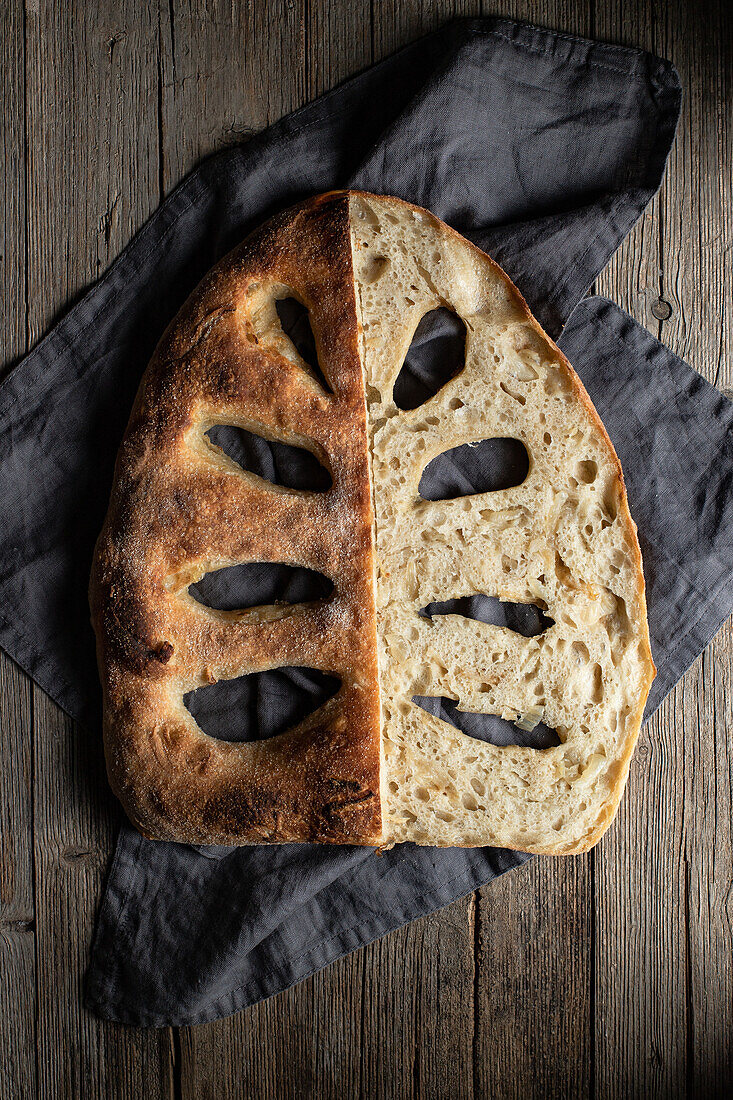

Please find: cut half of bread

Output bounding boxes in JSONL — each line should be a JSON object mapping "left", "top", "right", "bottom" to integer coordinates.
{"left": 90, "top": 191, "right": 655, "bottom": 854}
{"left": 350, "top": 192, "right": 655, "bottom": 853}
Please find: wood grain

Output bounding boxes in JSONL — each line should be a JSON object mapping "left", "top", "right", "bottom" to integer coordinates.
{"left": 1, "top": 1, "right": 36, "bottom": 1097}
{"left": 593, "top": 3, "right": 733, "bottom": 1097}
{"left": 21, "top": 2, "right": 172, "bottom": 1096}
{"left": 657, "top": 4, "right": 733, "bottom": 1095}
{"left": 591, "top": 5, "right": 686, "bottom": 1093}
{"left": 474, "top": 856, "right": 593, "bottom": 1100}
{"left": 157, "top": 0, "right": 308, "bottom": 197}
{"left": 0, "top": 1, "right": 731, "bottom": 1097}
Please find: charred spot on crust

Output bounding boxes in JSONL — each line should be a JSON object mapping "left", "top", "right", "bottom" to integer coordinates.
{"left": 147, "top": 787, "right": 166, "bottom": 818}
{"left": 325, "top": 777, "right": 363, "bottom": 794}
{"left": 211, "top": 360, "right": 240, "bottom": 399}
{"left": 154, "top": 641, "right": 174, "bottom": 663}
{"left": 102, "top": 587, "right": 176, "bottom": 677}
{"left": 320, "top": 789, "right": 376, "bottom": 826}
{"left": 199, "top": 786, "right": 280, "bottom": 834}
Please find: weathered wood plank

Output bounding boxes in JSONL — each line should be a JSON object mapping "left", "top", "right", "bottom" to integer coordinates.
{"left": 0, "top": 0, "right": 27, "bottom": 385}
{"left": 593, "top": 697, "right": 689, "bottom": 1098}
{"left": 592, "top": 8, "right": 687, "bottom": 1099}
{"left": 22, "top": 2, "right": 172, "bottom": 1096}
{"left": 158, "top": 0, "right": 307, "bottom": 197}
{"left": 594, "top": 2, "right": 733, "bottom": 1097}
{"left": 487, "top": 0, "right": 590, "bottom": 35}
{"left": 686, "top": 621, "right": 733, "bottom": 1098}
{"left": 0, "top": 651, "right": 36, "bottom": 1100}
{"left": 179, "top": 952, "right": 371, "bottom": 1099}
{"left": 593, "top": 0, "right": 664, "bottom": 331}
{"left": 306, "top": 0, "right": 372, "bottom": 100}
{"left": 661, "top": 0, "right": 733, "bottom": 390}
{"left": 358, "top": 902, "right": 475, "bottom": 1100}
{"left": 0, "top": 3, "right": 36, "bottom": 1098}
{"left": 474, "top": 856, "right": 593, "bottom": 1100}
{"left": 660, "top": 4, "right": 733, "bottom": 1097}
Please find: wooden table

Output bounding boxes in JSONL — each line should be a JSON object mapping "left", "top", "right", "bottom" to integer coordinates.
{"left": 1, "top": 2, "right": 731, "bottom": 1096}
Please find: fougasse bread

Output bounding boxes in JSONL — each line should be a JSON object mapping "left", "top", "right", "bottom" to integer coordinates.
{"left": 90, "top": 191, "right": 655, "bottom": 853}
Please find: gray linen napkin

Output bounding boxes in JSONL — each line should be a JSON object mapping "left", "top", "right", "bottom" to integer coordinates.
{"left": 4, "top": 19, "right": 729, "bottom": 1027}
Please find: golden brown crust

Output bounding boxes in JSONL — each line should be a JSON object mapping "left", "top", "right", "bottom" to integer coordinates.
{"left": 90, "top": 192, "right": 382, "bottom": 845}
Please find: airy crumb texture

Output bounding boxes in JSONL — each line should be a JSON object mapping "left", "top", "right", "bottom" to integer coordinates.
{"left": 90, "top": 190, "right": 655, "bottom": 853}
{"left": 350, "top": 192, "right": 655, "bottom": 854}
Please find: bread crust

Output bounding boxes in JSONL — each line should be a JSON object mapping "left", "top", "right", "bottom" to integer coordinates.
{"left": 90, "top": 192, "right": 382, "bottom": 845}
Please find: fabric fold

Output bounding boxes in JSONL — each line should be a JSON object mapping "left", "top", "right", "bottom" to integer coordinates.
{"left": 84, "top": 296, "right": 733, "bottom": 1025}
{"left": 3, "top": 18, "right": 725, "bottom": 1028}
{"left": 0, "top": 18, "right": 680, "bottom": 728}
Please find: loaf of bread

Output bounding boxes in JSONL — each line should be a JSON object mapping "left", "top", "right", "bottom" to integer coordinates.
{"left": 90, "top": 191, "right": 655, "bottom": 853}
